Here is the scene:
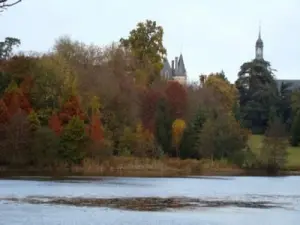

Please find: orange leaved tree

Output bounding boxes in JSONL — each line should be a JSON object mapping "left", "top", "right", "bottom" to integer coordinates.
{"left": 48, "top": 112, "right": 62, "bottom": 135}
{"left": 89, "top": 96, "right": 104, "bottom": 142}
{"left": 59, "top": 95, "right": 86, "bottom": 124}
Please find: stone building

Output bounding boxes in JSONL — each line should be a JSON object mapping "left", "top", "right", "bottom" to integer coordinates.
{"left": 160, "top": 53, "right": 187, "bottom": 85}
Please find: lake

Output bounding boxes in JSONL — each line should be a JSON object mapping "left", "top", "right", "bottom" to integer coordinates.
{"left": 0, "top": 176, "right": 300, "bottom": 225}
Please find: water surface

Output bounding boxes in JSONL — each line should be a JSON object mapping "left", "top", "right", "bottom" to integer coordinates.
{"left": 0, "top": 176, "right": 299, "bottom": 225}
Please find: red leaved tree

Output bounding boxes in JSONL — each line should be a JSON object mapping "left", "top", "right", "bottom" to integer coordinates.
{"left": 5, "top": 91, "right": 20, "bottom": 116}
{"left": 48, "top": 113, "right": 62, "bottom": 135}
{"left": 3, "top": 80, "right": 32, "bottom": 117}
{"left": 59, "top": 95, "right": 86, "bottom": 125}
{"left": 164, "top": 81, "right": 187, "bottom": 119}
{"left": 138, "top": 87, "right": 161, "bottom": 134}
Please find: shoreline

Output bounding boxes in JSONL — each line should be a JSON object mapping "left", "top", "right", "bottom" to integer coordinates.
{"left": 1, "top": 168, "right": 300, "bottom": 179}
{"left": 1, "top": 157, "right": 300, "bottom": 179}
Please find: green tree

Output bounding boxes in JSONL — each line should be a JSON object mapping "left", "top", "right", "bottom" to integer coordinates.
{"left": 199, "top": 113, "right": 249, "bottom": 161}
{"left": 235, "top": 59, "right": 277, "bottom": 133}
{"left": 290, "top": 111, "right": 300, "bottom": 146}
{"left": 59, "top": 116, "right": 88, "bottom": 167}
{"left": 155, "top": 98, "right": 172, "bottom": 155}
{"left": 30, "top": 54, "right": 76, "bottom": 111}
{"left": 276, "top": 82, "right": 293, "bottom": 129}
{"left": 0, "top": 72, "right": 12, "bottom": 96}
{"left": 179, "top": 108, "right": 206, "bottom": 159}
{"left": 0, "top": 37, "right": 20, "bottom": 59}
{"left": 259, "top": 117, "right": 289, "bottom": 174}
{"left": 117, "top": 126, "right": 135, "bottom": 156}
{"left": 120, "top": 20, "right": 167, "bottom": 84}
{"left": 29, "top": 127, "right": 60, "bottom": 167}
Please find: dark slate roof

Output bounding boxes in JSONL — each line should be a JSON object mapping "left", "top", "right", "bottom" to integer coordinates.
{"left": 177, "top": 54, "right": 186, "bottom": 76}
{"left": 162, "top": 58, "right": 171, "bottom": 71}
{"left": 256, "top": 37, "right": 263, "bottom": 47}
{"left": 160, "top": 58, "right": 172, "bottom": 79}
{"left": 276, "top": 79, "right": 300, "bottom": 90}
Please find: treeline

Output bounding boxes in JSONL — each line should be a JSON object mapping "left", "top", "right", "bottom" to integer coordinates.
{"left": 0, "top": 20, "right": 297, "bottom": 174}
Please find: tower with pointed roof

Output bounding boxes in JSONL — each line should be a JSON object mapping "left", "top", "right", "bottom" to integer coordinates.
{"left": 250, "top": 24, "right": 300, "bottom": 90}
{"left": 255, "top": 25, "right": 264, "bottom": 60}
{"left": 160, "top": 53, "right": 187, "bottom": 85}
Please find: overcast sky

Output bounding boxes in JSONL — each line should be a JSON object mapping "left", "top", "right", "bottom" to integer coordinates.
{"left": 1, "top": 0, "right": 300, "bottom": 83}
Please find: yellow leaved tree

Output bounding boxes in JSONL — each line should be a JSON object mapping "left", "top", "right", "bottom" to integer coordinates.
{"left": 172, "top": 119, "right": 186, "bottom": 157}
{"left": 133, "top": 121, "right": 158, "bottom": 157}
{"left": 205, "top": 74, "right": 238, "bottom": 112}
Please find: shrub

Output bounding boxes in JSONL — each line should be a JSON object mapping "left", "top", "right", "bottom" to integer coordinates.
{"left": 199, "top": 113, "right": 249, "bottom": 161}
{"left": 259, "top": 118, "right": 289, "bottom": 174}
{"left": 59, "top": 116, "right": 89, "bottom": 166}
{"left": 29, "top": 127, "right": 60, "bottom": 167}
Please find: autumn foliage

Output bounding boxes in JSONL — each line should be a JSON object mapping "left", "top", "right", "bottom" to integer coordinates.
{"left": 172, "top": 118, "right": 186, "bottom": 156}
{"left": 165, "top": 81, "right": 187, "bottom": 118}
{"left": 205, "top": 74, "right": 238, "bottom": 111}
{"left": 89, "top": 96, "right": 104, "bottom": 142}
{"left": 0, "top": 99, "right": 9, "bottom": 124}
{"left": 1, "top": 55, "right": 36, "bottom": 80}
{"left": 48, "top": 113, "right": 62, "bottom": 135}
{"left": 59, "top": 95, "right": 85, "bottom": 124}
{"left": 139, "top": 87, "right": 161, "bottom": 133}
{"left": 2, "top": 80, "right": 32, "bottom": 117}
{"left": 0, "top": 23, "right": 252, "bottom": 170}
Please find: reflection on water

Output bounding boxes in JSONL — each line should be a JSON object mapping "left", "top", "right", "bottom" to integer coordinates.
{"left": 0, "top": 176, "right": 300, "bottom": 225}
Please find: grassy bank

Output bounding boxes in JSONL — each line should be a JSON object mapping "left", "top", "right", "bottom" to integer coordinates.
{"left": 248, "top": 135, "right": 300, "bottom": 171}
{"left": 0, "top": 157, "right": 244, "bottom": 177}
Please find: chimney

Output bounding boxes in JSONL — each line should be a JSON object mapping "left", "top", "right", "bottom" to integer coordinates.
{"left": 175, "top": 57, "right": 178, "bottom": 70}
{"left": 171, "top": 60, "right": 174, "bottom": 76}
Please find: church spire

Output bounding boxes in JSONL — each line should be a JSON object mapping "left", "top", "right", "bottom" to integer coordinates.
{"left": 258, "top": 21, "right": 261, "bottom": 39}
{"left": 255, "top": 22, "right": 264, "bottom": 60}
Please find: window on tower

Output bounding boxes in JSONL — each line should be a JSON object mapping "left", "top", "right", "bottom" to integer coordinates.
{"left": 165, "top": 71, "right": 169, "bottom": 78}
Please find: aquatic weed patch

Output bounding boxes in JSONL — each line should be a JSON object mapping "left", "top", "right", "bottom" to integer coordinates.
{"left": 0, "top": 196, "right": 282, "bottom": 211}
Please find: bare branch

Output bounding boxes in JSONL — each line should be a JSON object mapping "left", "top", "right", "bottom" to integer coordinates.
{"left": 0, "top": 0, "right": 22, "bottom": 12}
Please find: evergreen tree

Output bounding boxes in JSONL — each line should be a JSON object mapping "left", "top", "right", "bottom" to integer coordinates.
{"left": 155, "top": 98, "right": 172, "bottom": 155}
{"left": 59, "top": 116, "right": 88, "bottom": 167}
{"left": 232, "top": 101, "right": 241, "bottom": 121}
{"left": 179, "top": 108, "right": 206, "bottom": 159}
{"left": 291, "top": 111, "right": 300, "bottom": 146}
